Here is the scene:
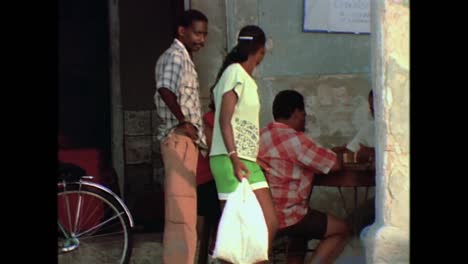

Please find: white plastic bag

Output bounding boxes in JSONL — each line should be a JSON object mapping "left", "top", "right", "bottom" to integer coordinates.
{"left": 213, "top": 178, "right": 269, "bottom": 264}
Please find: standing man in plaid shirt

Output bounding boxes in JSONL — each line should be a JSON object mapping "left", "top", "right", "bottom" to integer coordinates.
{"left": 259, "top": 90, "right": 350, "bottom": 264}
{"left": 154, "top": 9, "right": 208, "bottom": 264}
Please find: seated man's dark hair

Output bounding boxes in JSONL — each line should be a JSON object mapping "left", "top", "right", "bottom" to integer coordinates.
{"left": 273, "top": 90, "right": 305, "bottom": 120}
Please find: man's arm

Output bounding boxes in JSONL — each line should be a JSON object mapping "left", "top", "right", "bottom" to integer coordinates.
{"left": 157, "top": 87, "right": 198, "bottom": 140}
{"left": 296, "top": 133, "right": 338, "bottom": 174}
{"left": 157, "top": 88, "right": 185, "bottom": 121}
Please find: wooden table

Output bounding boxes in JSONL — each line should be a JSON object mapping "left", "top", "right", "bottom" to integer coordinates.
{"left": 314, "top": 162, "right": 375, "bottom": 234}
{"left": 315, "top": 162, "right": 375, "bottom": 187}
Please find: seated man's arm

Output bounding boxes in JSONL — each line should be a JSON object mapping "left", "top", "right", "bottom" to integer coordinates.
{"left": 295, "top": 133, "right": 338, "bottom": 175}
{"left": 256, "top": 156, "right": 271, "bottom": 173}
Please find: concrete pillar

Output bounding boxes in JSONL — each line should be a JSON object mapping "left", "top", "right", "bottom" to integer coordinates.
{"left": 361, "top": 0, "right": 410, "bottom": 263}
{"left": 108, "top": 0, "right": 125, "bottom": 197}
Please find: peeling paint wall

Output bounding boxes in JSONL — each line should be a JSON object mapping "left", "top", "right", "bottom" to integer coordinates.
{"left": 258, "top": 74, "right": 372, "bottom": 148}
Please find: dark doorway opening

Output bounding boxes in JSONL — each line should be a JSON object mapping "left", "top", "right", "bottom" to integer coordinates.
{"left": 58, "top": 0, "right": 111, "bottom": 166}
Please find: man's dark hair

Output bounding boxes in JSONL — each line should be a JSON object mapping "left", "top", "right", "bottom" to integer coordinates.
{"left": 273, "top": 90, "right": 305, "bottom": 120}
{"left": 176, "top": 9, "right": 208, "bottom": 32}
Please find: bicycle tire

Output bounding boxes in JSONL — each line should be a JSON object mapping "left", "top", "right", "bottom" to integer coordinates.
{"left": 58, "top": 182, "right": 133, "bottom": 264}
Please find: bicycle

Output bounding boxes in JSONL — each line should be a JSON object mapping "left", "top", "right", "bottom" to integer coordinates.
{"left": 58, "top": 162, "right": 134, "bottom": 264}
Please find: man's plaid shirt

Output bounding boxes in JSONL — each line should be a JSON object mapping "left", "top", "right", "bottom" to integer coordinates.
{"left": 259, "top": 122, "right": 336, "bottom": 228}
{"left": 154, "top": 39, "right": 206, "bottom": 147}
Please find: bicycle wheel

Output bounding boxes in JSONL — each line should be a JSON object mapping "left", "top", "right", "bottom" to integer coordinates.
{"left": 58, "top": 182, "right": 132, "bottom": 264}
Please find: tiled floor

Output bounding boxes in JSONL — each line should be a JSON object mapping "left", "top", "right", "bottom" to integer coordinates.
{"left": 129, "top": 231, "right": 366, "bottom": 264}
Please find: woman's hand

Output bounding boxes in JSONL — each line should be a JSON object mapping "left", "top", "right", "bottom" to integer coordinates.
{"left": 231, "top": 155, "right": 250, "bottom": 182}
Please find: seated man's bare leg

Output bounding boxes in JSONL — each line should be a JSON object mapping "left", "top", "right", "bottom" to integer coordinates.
{"left": 308, "top": 214, "right": 350, "bottom": 264}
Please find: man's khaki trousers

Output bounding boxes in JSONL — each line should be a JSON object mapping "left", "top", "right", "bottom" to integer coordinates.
{"left": 161, "top": 133, "right": 199, "bottom": 264}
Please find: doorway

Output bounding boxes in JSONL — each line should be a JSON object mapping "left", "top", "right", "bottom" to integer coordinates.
{"left": 59, "top": 0, "right": 111, "bottom": 166}
{"left": 109, "top": 0, "right": 185, "bottom": 231}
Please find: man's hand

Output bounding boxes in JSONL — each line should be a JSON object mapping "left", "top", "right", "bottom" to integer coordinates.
{"left": 175, "top": 122, "right": 199, "bottom": 141}
{"left": 331, "top": 152, "right": 343, "bottom": 171}
{"left": 356, "top": 145, "right": 375, "bottom": 163}
{"left": 330, "top": 146, "right": 345, "bottom": 171}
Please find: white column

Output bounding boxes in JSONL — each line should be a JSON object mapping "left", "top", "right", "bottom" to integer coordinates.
{"left": 361, "top": 0, "right": 410, "bottom": 263}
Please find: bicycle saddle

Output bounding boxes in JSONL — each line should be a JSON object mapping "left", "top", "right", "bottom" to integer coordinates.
{"left": 58, "top": 162, "right": 87, "bottom": 182}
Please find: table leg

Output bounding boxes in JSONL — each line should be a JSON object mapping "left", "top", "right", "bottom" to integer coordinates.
{"left": 338, "top": 187, "right": 364, "bottom": 235}
{"left": 353, "top": 186, "right": 359, "bottom": 235}
{"left": 337, "top": 187, "right": 349, "bottom": 217}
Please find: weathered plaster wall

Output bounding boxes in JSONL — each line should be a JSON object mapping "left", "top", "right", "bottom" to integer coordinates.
{"left": 362, "top": 0, "right": 409, "bottom": 263}
{"left": 220, "top": 0, "right": 372, "bottom": 147}
{"left": 191, "top": 0, "right": 228, "bottom": 113}
{"left": 258, "top": 74, "right": 373, "bottom": 148}
{"left": 258, "top": 0, "right": 371, "bottom": 76}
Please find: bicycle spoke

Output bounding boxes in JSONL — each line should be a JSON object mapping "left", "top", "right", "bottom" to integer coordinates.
{"left": 73, "top": 190, "right": 84, "bottom": 234}
{"left": 75, "top": 194, "right": 101, "bottom": 235}
{"left": 63, "top": 185, "right": 73, "bottom": 233}
{"left": 75, "top": 211, "right": 125, "bottom": 238}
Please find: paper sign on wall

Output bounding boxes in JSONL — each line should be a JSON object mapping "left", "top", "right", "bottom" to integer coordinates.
{"left": 304, "top": 0, "right": 370, "bottom": 34}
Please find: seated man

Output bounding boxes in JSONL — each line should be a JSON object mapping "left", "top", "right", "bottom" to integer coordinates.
{"left": 333, "top": 90, "right": 375, "bottom": 232}
{"left": 344, "top": 90, "right": 375, "bottom": 163}
{"left": 259, "top": 90, "right": 350, "bottom": 264}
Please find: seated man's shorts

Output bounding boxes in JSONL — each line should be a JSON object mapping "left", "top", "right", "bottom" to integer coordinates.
{"left": 278, "top": 208, "right": 328, "bottom": 240}
{"left": 209, "top": 155, "right": 269, "bottom": 200}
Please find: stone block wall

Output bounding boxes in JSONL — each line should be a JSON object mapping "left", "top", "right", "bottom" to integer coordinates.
{"left": 123, "top": 110, "right": 165, "bottom": 229}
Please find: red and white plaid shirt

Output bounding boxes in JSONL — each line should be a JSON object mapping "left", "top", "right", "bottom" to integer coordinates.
{"left": 259, "top": 122, "right": 336, "bottom": 228}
